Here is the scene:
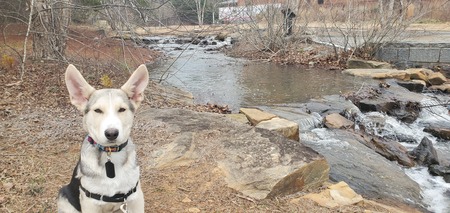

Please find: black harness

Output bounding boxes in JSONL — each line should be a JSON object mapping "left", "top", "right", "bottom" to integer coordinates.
{"left": 80, "top": 181, "right": 139, "bottom": 203}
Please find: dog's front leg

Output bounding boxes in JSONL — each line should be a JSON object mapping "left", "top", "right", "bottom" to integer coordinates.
{"left": 124, "top": 187, "right": 145, "bottom": 213}
{"left": 79, "top": 194, "right": 104, "bottom": 213}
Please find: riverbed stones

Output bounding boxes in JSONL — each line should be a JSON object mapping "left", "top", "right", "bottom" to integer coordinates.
{"left": 406, "top": 68, "right": 432, "bottom": 81}
{"left": 256, "top": 117, "right": 300, "bottom": 141}
{"left": 344, "top": 81, "right": 425, "bottom": 123}
{"left": 408, "top": 137, "right": 440, "bottom": 166}
{"left": 324, "top": 113, "right": 354, "bottom": 129}
{"left": 429, "top": 83, "right": 450, "bottom": 93}
{"left": 429, "top": 165, "right": 450, "bottom": 183}
{"left": 239, "top": 108, "right": 277, "bottom": 125}
{"left": 359, "top": 135, "right": 415, "bottom": 167}
{"left": 424, "top": 126, "right": 450, "bottom": 140}
{"left": 396, "top": 80, "right": 426, "bottom": 92}
{"left": 141, "top": 108, "right": 329, "bottom": 200}
{"left": 428, "top": 72, "right": 447, "bottom": 85}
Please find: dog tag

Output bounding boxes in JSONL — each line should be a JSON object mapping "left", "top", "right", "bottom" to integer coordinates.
{"left": 105, "top": 160, "right": 115, "bottom": 178}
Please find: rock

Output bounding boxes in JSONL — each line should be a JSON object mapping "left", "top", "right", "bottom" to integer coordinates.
{"left": 302, "top": 128, "right": 422, "bottom": 206}
{"left": 225, "top": 113, "right": 249, "bottom": 124}
{"left": 142, "top": 108, "right": 329, "bottom": 200}
{"left": 372, "top": 71, "right": 410, "bottom": 81}
{"left": 345, "top": 80, "right": 425, "bottom": 123}
{"left": 428, "top": 72, "right": 447, "bottom": 85}
{"left": 359, "top": 135, "right": 415, "bottom": 167}
{"left": 429, "top": 84, "right": 450, "bottom": 93}
{"left": 324, "top": 113, "right": 354, "bottom": 129}
{"left": 346, "top": 58, "right": 392, "bottom": 69}
{"left": 301, "top": 181, "right": 363, "bottom": 208}
{"left": 342, "top": 69, "right": 402, "bottom": 78}
{"left": 188, "top": 207, "right": 200, "bottom": 213}
{"left": 396, "top": 80, "right": 425, "bottom": 93}
{"left": 148, "top": 81, "right": 194, "bottom": 106}
{"left": 257, "top": 95, "right": 360, "bottom": 131}
{"left": 239, "top": 108, "right": 277, "bottom": 125}
{"left": 424, "top": 126, "right": 450, "bottom": 140}
{"left": 358, "top": 99, "right": 397, "bottom": 113}
{"left": 182, "top": 197, "right": 192, "bottom": 203}
{"left": 429, "top": 165, "right": 450, "bottom": 183}
{"left": 405, "top": 68, "right": 432, "bottom": 82}
{"left": 408, "top": 137, "right": 439, "bottom": 166}
{"left": 256, "top": 117, "right": 300, "bottom": 141}
{"left": 256, "top": 105, "right": 322, "bottom": 132}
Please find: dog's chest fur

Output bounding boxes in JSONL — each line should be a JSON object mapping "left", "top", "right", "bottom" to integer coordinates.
{"left": 78, "top": 138, "right": 140, "bottom": 196}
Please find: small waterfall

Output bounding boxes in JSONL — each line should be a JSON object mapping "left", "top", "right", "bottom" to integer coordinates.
{"left": 405, "top": 167, "right": 450, "bottom": 213}
{"left": 356, "top": 97, "right": 450, "bottom": 212}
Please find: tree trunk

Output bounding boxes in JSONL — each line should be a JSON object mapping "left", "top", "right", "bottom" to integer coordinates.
{"left": 32, "top": 0, "right": 71, "bottom": 60}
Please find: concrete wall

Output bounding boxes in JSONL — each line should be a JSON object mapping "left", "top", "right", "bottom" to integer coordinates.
{"left": 376, "top": 43, "right": 450, "bottom": 69}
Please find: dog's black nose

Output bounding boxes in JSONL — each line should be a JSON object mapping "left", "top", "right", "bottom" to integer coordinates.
{"left": 104, "top": 128, "right": 119, "bottom": 140}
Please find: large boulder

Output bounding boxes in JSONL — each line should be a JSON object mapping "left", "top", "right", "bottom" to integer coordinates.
{"left": 346, "top": 58, "right": 392, "bottom": 69}
{"left": 408, "top": 137, "right": 440, "bottom": 166}
{"left": 138, "top": 108, "right": 329, "bottom": 200}
{"left": 302, "top": 128, "right": 422, "bottom": 206}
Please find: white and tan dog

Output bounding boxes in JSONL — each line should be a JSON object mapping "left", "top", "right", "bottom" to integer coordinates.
{"left": 57, "top": 64, "right": 148, "bottom": 213}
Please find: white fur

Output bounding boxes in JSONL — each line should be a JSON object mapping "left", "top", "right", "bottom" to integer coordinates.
{"left": 58, "top": 64, "right": 149, "bottom": 213}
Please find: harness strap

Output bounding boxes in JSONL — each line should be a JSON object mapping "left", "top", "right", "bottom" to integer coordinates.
{"left": 79, "top": 182, "right": 139, "bottom": 203}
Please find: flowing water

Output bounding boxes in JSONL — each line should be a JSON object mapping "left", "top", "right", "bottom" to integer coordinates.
{"left": 149, "top": 37, "right": 374, "bottom": 111}
{"left": 148, "top": 36, "right": 450, "bottom": 212}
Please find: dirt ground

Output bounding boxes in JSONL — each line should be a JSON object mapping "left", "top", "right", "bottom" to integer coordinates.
{"left": 0, "top": 24, "right": 422, "bottom": 212}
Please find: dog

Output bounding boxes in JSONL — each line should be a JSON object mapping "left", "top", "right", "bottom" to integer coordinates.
{"left": 57, "top": 64, "right": 149, "bottom": 213}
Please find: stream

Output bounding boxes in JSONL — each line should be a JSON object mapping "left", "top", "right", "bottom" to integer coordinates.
{"left": 147, "top": 36, "right": 450, "bottom": 212}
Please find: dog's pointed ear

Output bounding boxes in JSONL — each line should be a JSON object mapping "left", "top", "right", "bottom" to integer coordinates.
{"left": 121, "top": 64, "right": 149, "bottom": 109}
{"left": 65, "top": 64, "right": 96, "bottom": 111}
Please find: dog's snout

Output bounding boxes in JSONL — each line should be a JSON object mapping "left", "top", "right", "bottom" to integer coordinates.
{"left": 104, "top": 128, "right": 119, "bottom": 141}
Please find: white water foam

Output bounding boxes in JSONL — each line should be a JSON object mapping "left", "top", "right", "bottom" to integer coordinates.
{"left": 404, "top": 167, "right": 450, "bottom": 213}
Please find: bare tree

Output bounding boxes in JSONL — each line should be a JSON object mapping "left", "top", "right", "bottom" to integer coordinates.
{"left": 32, "top": 0, "right": 71, "bottom": 60}
{"left": 194, "top": 0, "right": 207, "bottom": 25}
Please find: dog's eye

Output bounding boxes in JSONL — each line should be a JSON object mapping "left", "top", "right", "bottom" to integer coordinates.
{"left": 94, "top": 109, "right": 103, "bottom": 113}
{"left": 118, "top": 108, "right": 126, "bottom": 112}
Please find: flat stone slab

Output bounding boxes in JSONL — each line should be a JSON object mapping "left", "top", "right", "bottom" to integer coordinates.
{"left": 342, "top": 69, "right": 402, "bottom": 78}
{"left": 256, "top": 117, "right": 300, "bottom": 141}
{"left": 239, "top": 108, "right": 277, "bottom": 125}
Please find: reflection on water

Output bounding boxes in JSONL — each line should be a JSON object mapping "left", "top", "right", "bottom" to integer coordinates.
{"left": 151, "top": 48, "right": 374, "bottom": 112}
{"left": 239, "top": 63, "right": 373, "bottom": 107}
